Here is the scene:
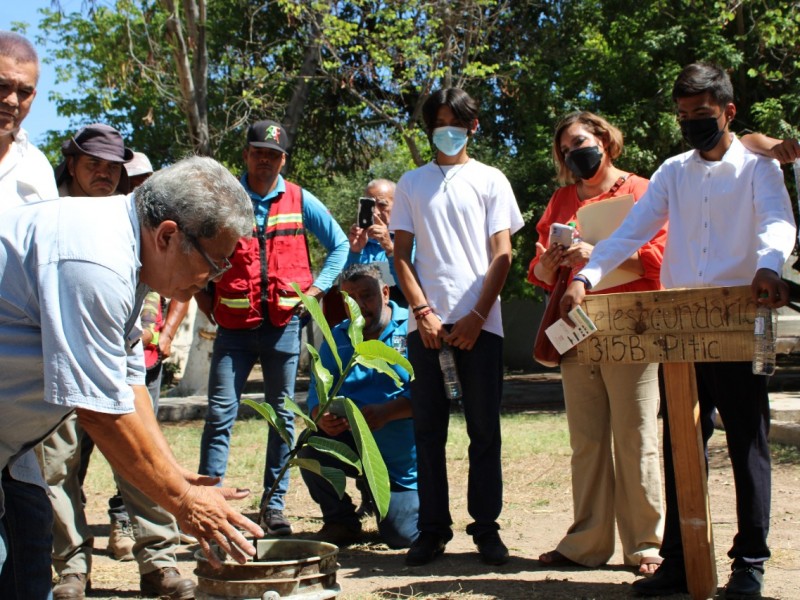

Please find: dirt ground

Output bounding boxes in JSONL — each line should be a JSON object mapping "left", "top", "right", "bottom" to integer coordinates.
{"left": 82, "top": 415, "right": 800, "bottom": 600}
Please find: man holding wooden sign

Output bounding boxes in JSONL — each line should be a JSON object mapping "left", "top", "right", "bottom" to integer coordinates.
{"left": 561, "top": 63, "right": 796, "bottom": 598}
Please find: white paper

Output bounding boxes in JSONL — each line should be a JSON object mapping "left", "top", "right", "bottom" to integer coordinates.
{"left": 545, "top": 306, "right": 598, "bottom": 355}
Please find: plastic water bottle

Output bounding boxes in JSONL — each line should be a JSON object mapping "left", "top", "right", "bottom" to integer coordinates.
{"left": 752, "top": 301, "right": 778, "bottom": 376}
{"left": 792, "top": 158, "right": 800, "bottom": 206}
{"left": 568, "top": 221, "right": 581, "bottom": 245}
{"left": 439, "top": 342, "right": 462, "bottom": 399}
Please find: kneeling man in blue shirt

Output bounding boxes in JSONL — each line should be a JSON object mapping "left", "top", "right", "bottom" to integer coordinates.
{"left": 301, "top": 263, "right": 419, "bottom": 548}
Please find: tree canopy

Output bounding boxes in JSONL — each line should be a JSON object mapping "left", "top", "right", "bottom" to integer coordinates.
{"left": 21, "top": 0, "right": 800, "bottom": 298}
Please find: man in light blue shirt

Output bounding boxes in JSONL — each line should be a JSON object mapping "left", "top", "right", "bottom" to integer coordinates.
{"left": 0, "top": 156, "right": 265, "bottom": 596}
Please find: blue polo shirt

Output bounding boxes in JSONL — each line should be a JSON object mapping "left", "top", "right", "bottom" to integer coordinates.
{"left": 241, "top": 173, "right": 348, "bottom": 292}
{"left": 306, "top": 302, "right": 416, "bottom": 489}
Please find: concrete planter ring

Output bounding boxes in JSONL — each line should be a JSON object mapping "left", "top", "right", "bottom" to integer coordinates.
{"left": 195, "top": 538, "right": 340, "bottom": 600}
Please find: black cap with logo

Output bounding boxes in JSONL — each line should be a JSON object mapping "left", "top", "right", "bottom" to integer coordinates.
{"left": 246, "top": 120, "right": 288, "bottom": 154}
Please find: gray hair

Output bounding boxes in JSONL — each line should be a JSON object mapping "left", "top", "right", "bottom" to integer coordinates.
{"left": 341, "top": 263, "right": 385, "bottom": 287}
{"left": 0, "top": 31, "right": 39, "bottom": 81}
{"left": 134, "top": 156, "right": 253, "bottom": 249}
{"left": 365, "top": 178, "right": 396, "bottom": 196}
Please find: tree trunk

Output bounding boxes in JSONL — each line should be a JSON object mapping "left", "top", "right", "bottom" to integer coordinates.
{"left": 283, "top": 13, "right": 323, "bottom": 167}
{"left": 160, "top": 0, "right": 210, "bottom": 155}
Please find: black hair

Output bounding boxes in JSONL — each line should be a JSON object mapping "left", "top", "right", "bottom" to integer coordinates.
{"left": 0, "top": 31, "right": 39, "bottom": 83}
{"left": 671, "top": 62, "right": 734, "bottom": 105}
{"left": 421, "top": 88, "right": 479, "bottom": 136}
{"left": 340, "top": 263, "right": 384, "bottom": 286}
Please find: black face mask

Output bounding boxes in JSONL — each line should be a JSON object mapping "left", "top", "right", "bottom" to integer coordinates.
{"left": 680, "top": 116, "right": 725, "bottom": 152}
{"left": 565, "top": 145, "right": 603, "bottom": 180}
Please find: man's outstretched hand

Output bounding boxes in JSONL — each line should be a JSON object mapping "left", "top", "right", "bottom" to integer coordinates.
{"left": 175, "top": 485, "right": 264, "bottom": 568}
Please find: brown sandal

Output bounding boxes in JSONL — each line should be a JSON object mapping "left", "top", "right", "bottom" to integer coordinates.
{"left": 538, "top": 550, "right": 579, "bottom": 566}
{"left": 638, "top": 556, "right": 663, "bottom": 577}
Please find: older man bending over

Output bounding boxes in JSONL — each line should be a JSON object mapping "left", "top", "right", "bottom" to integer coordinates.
{"left": 0, "top": 156, "right": 264, "bottom": 595}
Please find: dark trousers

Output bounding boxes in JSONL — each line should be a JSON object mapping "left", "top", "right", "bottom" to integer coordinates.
{"left": 407, "top": 329, "right": 504, "bottom": 540}
{"left": 661, "top": 362, "right": 771, "bottom": 567}
{"left": 0, "top": 468, "right": 54, "bottom": 599}
{"left": 299, "top": 431, "right": 420, "bottom": 549}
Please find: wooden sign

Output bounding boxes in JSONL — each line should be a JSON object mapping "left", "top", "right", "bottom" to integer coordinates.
{"left": 559, "top": 285, "right": 761, "bottom": 600}
{"left": 563, "top": 285, "right": 757, "bottom": 365}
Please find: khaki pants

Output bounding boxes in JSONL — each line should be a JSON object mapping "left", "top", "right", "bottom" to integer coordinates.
{"left": 36, "top": 411, "right": 180, "bottom": 576}
{"left": 556, "top": 361, "right": 664, "bottom": 567}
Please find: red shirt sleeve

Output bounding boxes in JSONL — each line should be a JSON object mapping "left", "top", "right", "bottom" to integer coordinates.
{"left": 526, "top": 186, "right": 578, "bottom": 292}
{"left": 526, "top": 174, "right": 667, "bottom": 294}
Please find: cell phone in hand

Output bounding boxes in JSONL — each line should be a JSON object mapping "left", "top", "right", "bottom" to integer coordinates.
{"left": 358, "top": 197, "right": 376, "bottom": 229}
{"left": 328, "top": 398, "right": 347, "bottom": 417}
{"left": 549, "top": 223, "right": 575, "bottom": 249}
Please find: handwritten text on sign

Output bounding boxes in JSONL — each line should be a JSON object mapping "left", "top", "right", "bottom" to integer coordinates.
{"left": 564, "top": 286, "right": 758, "bottom": 365}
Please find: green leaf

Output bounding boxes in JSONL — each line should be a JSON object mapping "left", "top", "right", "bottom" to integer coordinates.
{"left": 355, "top": 355, "right": 402, "bottom": 388}
{"left": 290, "top": 458, "right": 346, "bottom": 499}
{"left": 292, "top": 282, "right": 342, "bottom": 374}
{"left": 343, "top": 399, "right": 391, "bottom": 520}
{"left": 307, "top": 345, "right": 333, "bottom": 409}
{"left": 242, "top": 399, "right": 292, "bottom": 446}
{"left": 284, "top": 394, "right": 316, "bottom": 432}
{"left": 307, "top": 434, "right": 363, "bottom": 475}
{"left": 355, "top": 339, "right": 414, "bottom": 379}
{"left": 341, "top": 290, "right": 364, "bottom": 348}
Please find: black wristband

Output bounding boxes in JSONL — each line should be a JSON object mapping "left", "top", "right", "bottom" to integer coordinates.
{"left": 572, "top": 274, "right": 592, "bottom": 290}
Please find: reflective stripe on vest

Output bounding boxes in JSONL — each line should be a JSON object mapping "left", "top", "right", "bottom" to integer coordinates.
{"left": 219, "top": 298, "right": 250, "bottom": 309}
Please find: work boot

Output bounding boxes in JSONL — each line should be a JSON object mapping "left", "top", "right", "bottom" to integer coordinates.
{"left": 107, "top": 519, "right": 135, "bottom": 560}
{"left": 140, "top": 567, "right": 196, "bottom": 599}
{"left": 53, "top": 573, "right": 89, "bottom": 600}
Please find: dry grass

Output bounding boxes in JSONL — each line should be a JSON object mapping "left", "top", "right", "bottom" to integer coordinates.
{"left": 80, "top": 410, "right": 800, "bottom": 599}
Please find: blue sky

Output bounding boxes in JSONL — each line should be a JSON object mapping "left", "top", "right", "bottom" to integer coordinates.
{"left": 2, "top": 1, "right": 78, "bottom": 143}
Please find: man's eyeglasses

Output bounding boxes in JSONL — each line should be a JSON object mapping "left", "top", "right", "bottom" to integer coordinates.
{"left": 185, "top": 233, "right": 233, "bottom": 280}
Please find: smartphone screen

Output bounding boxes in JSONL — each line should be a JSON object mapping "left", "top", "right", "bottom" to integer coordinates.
{"left": 358, "top": 197, "right": 376, "bottom": 229}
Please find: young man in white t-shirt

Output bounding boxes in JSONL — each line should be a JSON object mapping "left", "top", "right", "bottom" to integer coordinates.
{"left": 391, "top": 87, "right": 524, "bottom": 567}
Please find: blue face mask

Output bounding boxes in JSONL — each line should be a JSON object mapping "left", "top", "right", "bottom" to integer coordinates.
{"left": 432, "top": 126, "right": 469, "bottom": 156}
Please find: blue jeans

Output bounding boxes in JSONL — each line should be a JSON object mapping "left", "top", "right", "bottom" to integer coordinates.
{"left": 299, "top": 433, "right": 420, "bottom": 549}
{"left": 199, "top": 318, "right": 301, "bottom": 509}
{"left": 0, "top": 468, "right": 54, "bottom": 600}
{"left": 407, "top": 329, "right": 504, "bottom": 540}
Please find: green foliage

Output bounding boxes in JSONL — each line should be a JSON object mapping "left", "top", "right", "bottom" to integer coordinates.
{"left": 289, "top": 458, "right": 346, "bottom": 498}
{"left": 35, "top": 0, "right": 800, "bottom": 301}
{"left": 248, "top": 283, "right": 414, "bottom": 522}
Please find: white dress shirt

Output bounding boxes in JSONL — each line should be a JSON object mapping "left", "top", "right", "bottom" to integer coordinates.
{"left": 581, "top": 136, "right": 796, "bottom": 289}
{"left": 0, "top": 128, "right": 57, "bottom": 211}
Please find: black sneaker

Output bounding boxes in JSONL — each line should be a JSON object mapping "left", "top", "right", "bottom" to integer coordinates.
{"left": 260, "top": 508, "right": 293, "bottom": 536}
{"left": 725, "top": 566, "right": 764, "bottom": 599}
{"left": 405, "top": 532, "right": 448, "bottom": 566}
{"left": 474, "top": 531, "right": 509, "bottom": 566}
{"left": 632, "top": 558, "right": 688, "bottom": 596}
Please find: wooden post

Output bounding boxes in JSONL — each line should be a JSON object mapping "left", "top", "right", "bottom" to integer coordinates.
{"left": 562, "top": 285, "right": 758, "bottom": 600}
{"left": 662, "top": 362, "right": 717, "bottom": 599}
